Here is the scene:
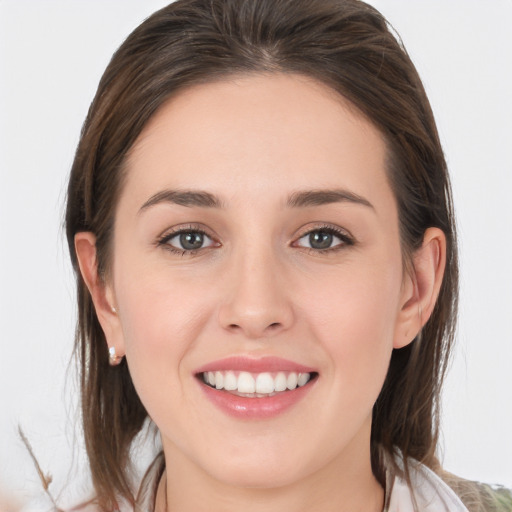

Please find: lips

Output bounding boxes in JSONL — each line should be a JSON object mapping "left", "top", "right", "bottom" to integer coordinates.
{"left": 195, "top": 356, "right": 318, "bottom": 419}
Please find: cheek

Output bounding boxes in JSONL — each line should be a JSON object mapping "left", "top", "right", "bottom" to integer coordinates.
{"left": 114, "top": 266, "right": 215, "bottom": 407}
{"left": 300, "top": 261, "right": 402, "bottom": 397}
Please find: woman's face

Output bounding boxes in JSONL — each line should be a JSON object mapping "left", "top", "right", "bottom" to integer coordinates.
{"left": 105, "top": 74, "right": 415, "bottom": 488}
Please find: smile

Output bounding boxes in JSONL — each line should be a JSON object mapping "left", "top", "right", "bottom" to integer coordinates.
{"left": 201, "top": 370, "right": 313, "bottom": 397}
{"left": 195, "top": 357, "right": 318, "bottom": 419}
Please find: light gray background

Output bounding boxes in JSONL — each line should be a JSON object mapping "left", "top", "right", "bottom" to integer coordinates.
{"left": 1, "top": 0, "right": 511, "bottom": 507}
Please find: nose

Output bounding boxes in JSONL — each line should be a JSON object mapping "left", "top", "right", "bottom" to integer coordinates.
{"left": 217, "top": 247, "right": 294, "bottom": 339}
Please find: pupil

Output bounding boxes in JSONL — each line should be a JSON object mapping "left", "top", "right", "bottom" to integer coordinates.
{"left": 309, "top": 231, "right": 332, "bottom": 249}
{"left": 180, "top": 232, "right": 203, "bottom": 250}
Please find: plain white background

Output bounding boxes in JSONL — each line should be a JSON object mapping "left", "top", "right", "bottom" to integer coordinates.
{"left": 1, "top": 0, "right": 511, "bottom": 507}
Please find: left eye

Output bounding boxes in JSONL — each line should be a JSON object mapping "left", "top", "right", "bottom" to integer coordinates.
{"left": 165, "top": 230, "right": 215, "bottom": 251}
{"left": 296, "top": 229, "right": 347, "bottom": 250}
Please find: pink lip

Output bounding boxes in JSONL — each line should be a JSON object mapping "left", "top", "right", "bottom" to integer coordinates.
{"left": 195, "top": 356, "right": 316, "bottom": 374}
{"left": 195, "top": 356, "right": 317, "bottom": 420}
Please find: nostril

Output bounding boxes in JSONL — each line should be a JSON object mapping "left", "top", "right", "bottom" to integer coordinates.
{"left": 226, "top": 321, "right": 281, "bottom": 334}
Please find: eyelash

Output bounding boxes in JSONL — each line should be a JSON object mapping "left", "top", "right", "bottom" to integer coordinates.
{"left": 156, "top": 224, "right": 354, "bottom": 256}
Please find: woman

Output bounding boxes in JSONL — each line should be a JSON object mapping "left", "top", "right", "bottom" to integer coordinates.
{"left": 63, "top": 0, "right": 509, "bottom": 511}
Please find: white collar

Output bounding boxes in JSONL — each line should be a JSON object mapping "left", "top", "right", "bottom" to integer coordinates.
{"left": 386, "top": 455, "right": 469, "bottom": 512}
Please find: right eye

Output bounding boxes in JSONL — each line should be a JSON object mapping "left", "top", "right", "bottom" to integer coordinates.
{"left": 296, "top": 229, "right": 343, "bottom": 250}
{"left": 158, "top": 228, "right": 217, "bottom": 254}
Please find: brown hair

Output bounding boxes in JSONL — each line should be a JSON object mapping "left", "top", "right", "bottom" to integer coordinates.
{"left": 65, "top": 0, "right": 458, "bottom": 509}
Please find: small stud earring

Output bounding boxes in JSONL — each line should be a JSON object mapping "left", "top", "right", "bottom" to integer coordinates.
{"left": 109, "top": 346, "right": 123, "bottom": 366}
{"left": 111, "top": 306, "right": 117, "bottom": 314}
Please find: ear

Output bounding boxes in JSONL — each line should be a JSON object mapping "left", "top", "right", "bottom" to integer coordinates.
{"left": 74, "top": 232, "right": 125, "bottom": 358}
{"left": 394, "top": 227, "right": 447, "bottom": 349}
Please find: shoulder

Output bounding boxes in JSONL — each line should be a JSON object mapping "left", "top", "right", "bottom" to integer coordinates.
{"left": 386, "top": 451, "right": 512, "bottom": 512}
{"left": 487, "top": 486, "right": 512, "bottom": 511}
{"left": 441, "top": 471, "right": 512, "bottom": 512}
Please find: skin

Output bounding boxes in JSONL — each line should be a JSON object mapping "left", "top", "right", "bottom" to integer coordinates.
{"left": 76, "top": 73, "right": 446, "bottom": 512}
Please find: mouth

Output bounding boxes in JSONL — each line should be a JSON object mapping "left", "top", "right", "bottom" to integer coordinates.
{"left": 198, "top": 370, "right": 318, "bottom": 398}
{"left": 194, "top": 356, "right": 318, "bottom": 418}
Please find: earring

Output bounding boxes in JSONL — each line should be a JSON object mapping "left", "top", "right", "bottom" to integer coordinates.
{"left": 109, "top": 346, "right": 123, "bottom": 366}
{"left": 111, "top": 305, "right": 117, "bottom": 314}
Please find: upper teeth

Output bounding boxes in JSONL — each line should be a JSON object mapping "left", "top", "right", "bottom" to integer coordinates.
{"left": 202, "top": 371, "right": 311, "bottom": 394}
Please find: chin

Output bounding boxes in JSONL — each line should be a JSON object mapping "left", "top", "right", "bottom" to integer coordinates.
{"left": 196, "top": 437, "right": 332, "bottom": 490}
{"left": 209, "top": 459, "right": 307, "bottom": 489}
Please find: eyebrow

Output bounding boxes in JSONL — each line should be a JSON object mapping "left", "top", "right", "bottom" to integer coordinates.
{"left": 139, "top": 189, "right": 222, "bottom": 213}
{"left": 287, "top": 189, "right": 374, "bottom": 209}
{"left": 138, "top": 187, "right": 374, "bottom": 213}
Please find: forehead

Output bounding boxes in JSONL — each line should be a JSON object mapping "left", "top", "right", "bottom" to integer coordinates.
{"left": 123, "top": 73, "right": 392, "bottom": 211}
